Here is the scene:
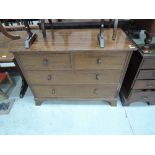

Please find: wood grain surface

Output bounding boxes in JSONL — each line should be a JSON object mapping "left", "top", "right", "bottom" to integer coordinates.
{"left": 10, "top": 28, "right": 134, "bottom": 52}
{"left": 10, "top": 28, "right": 134, "bottom": 106}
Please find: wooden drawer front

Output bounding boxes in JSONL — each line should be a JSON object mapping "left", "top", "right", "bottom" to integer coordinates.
{"left": 26, "top": 70, "right": 121, "bottom": 85}
{"left": 129, "top": 90, "right": 155, "bottom": 103}
{"left": 141, "top": 58, "right": 155, "bottom": 69}
{"left": 32, "top": 85, "right": 117, "bottom": 98}
{"left": 133, "top": 80, "right": 155, "bottom": 89}
{"left": 137, "top": 70, "right": 155, "bottom": 79}
{"left": 73, "top": 52, "right": 127, "bottom": 70}
{"left": 17, "top": 53, "right": 71, "bottom": 70}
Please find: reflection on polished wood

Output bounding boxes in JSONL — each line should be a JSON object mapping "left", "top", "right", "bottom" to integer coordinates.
{"left": 0, "top": 50, "right": 14, "bottom": 62}
{"left": 10, "top": 28, "right": 133, "bottom": 52}
{"left": 0, "top": 33, "right": 14, "bottom": 62}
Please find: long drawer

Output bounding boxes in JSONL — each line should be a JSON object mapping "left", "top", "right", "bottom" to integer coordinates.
{"left": 73, "top": 51, "right": 127, "bottom": 70}
{"left": 25, "top": 70, "right": 121, "bottom": 85}
{"left": 17, "top": 53, "right": 71, "bottom": 70}
{"left": 133, "top": 80, "right": 155, "bottom": 89}
{"left": 141, "top": 58, "right": 155, "bottom": 69}
{"left": 137, "top": 70, "right": 155, "bottom": 79}
{"left": 129, "top": 90, "right": 155, "bottom": 103}
{"left": 32, "top": 85, "right": 118, "bottom": 98}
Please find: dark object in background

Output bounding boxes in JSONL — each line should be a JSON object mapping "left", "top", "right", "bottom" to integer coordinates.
{"left": 40, "top": 19, "right": 54, "bottom": 38}
{"left": 0, "top": 19, "right": 37, "bottom": 26}
{"left": 13, "top": 58, "right": 28, "bottom": 98}
{"left": 135, "top": 20, "right": 155, "bottom": 50}
{"left": 0, "top": 102, "right": 10, "bottom": 110}
{"left": 0, "top": 99, "right": 15, "bottom": 114}
{"left": 23, "top": 20, "right": 37, "bottom": 49}
{"left": 120, "top": 32, "right": 155, "bottom": 106}
{"left": 128, "top": 20, "right": 155, "bottom": 50}
{"left": 97, "top": 19, "right": 104, "bottom": 48}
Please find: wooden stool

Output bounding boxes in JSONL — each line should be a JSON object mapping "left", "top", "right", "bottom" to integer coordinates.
{"left": 0, "top": 72, "right": 14, "bottom": 99}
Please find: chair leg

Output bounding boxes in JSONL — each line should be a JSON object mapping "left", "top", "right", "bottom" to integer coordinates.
{"left": 6, "top": 72, "right": 14, "bottom": 86}
{"left": 0, "top": 88, "right": 8, "bottom": 99}
{"left": 0, "top": 22, "right": 20, "bottom": 40}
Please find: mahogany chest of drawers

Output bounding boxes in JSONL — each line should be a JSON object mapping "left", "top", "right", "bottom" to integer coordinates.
{"left": 120, "top": 47, "right": 155, "bottom": 106}
{"left": 10, "top": 28, "right": 134, "bottom": 106}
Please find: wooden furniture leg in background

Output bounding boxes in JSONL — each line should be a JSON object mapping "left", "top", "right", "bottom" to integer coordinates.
{"left": 144, "top": 31, "right": 153, "bottom": 50}
{"left": 13, "top": 59, "right": 28, "bottom": 98}
{"left": 0, "top": 22, "right": 20, "bottom": 40}
{"left": 133, "top": 19, "right": 155, "bottom": 50}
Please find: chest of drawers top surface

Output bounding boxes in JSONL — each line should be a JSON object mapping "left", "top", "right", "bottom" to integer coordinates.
{"left": 9, "top": 28, "right": 134, "bottom": 53}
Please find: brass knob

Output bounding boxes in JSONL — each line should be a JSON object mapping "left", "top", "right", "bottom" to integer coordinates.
{"left": 97, "top": 58, "right": 102, "bottom": 64}
{"left": 43, "top": 58, "right": 48, "bottom": 65}
{"left": 47, "top": 74, "right": 52, "bottom": 80}
{"left": 96, "top": 73, "right": 101, "bottom": 80}
{"left": 52, "top": 88, "right": 55, "bottom": 94}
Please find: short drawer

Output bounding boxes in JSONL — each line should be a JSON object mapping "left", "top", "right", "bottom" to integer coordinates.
{"left": 133, "top": 80, "right": 155, "bottom": 89}
{"left": 17, "top": 53, "right": 71, "bottom": 70}
{"left": 32, "top": 85, "right": 118, "bottom": 98}
{"left": 137, "top": 70, "right": 155, "bottom": 79}
{"left": 25, "top": 70, "right": 121, "bottom": 85}
{"left": 129, "top": 90, "right": 155, "bottom": 103}
{"left": 73, "top": 51, "right": 127, "bottom": 70}
{"left": 141, "top": 58, "right": 155, "bottom": 69}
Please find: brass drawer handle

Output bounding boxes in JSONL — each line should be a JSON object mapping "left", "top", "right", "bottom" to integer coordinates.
{"left": 96, "top": 73, "right": 101, "bottom": 80}
{"left": 47, "top": 74, "right": 52, "bottom": 80}
{"left": 43, "top": 58, "right": 48, "bottom": 65}
{"left": 93, "top": 88, "right": 98, "bottom": 94}
{"left": 141, "top": 96, "right": 148, "bottom": 100}
{"left": 96, "top": 58, "right": 102, "bottom": 64}
{"left": 147, "top": 83, "right": 154, "bottom": 88}
{"left": 52, "top": 89, "right": 55, "bottom": 94}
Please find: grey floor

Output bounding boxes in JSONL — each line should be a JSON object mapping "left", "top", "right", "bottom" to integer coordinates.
{"left": 0, "top": 75, "right": 155, "bottom": 135}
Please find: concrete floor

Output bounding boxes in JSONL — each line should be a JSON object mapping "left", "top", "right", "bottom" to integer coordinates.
{"left": 0, "top": 75, "right": 155, "bottom": 135}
